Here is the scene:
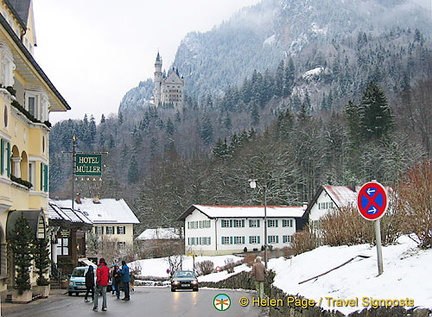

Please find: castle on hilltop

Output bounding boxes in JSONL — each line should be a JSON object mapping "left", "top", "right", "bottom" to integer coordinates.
{"left": 153, "top": 52, "right": 184, "bottom": 108}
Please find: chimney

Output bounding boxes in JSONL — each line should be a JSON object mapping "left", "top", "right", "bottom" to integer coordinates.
{"left": 93, "top": 195, "right": 101, "bottom": 204}
{"left": 75, "top": 193, "right": 82, "bottom": 204}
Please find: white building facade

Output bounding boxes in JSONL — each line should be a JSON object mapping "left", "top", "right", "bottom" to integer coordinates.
{"left": 178, "top": 205, "right": 306, "bottom": 255}
{"left": 55, "top": 197, "right": 140, "bottom": 250}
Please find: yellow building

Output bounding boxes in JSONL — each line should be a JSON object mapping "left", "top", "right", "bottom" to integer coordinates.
{"left": 0, "top": 0, "right": 70, "bottom": 300}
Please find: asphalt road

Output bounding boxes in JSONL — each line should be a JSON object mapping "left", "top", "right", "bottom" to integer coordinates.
{"left": 2, "top": 287, "right": 267, "bottom": 317}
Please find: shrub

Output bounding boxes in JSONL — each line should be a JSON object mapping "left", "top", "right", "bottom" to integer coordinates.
{"left": 196, "top": 260, "right": 214, "bottom": 275}
{"left": 244, "top": 253, "right": 256, "bottom": 267}
{"left": 224, "top": 258, "right": 235, "bottom": 273}
{"left": 321, "top": 205, "right": 374, "bottom": 246}
{"left": 395, "top": 160, "right": 432, "bottom": 249}
{"left": 288, "top": 225, "right": 317, "bottom": 256}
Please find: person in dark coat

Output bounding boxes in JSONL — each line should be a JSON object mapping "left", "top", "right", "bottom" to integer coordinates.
{"left": 84, "top": 265, "right": 95, "bottom": 302}
{"left": 112, "top": 264, "right": 122, "bottom": 299}
{"left": 250, "top": 256, "right": 266, "bottom": 299}
{"left": 120, "top": 260, "right": 130, "bottom": 301}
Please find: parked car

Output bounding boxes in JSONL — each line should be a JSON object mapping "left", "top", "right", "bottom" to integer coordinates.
{"left": 68, "top": 266, "right": 89, "bottom": 296}
{"left": 170, "top": 270, "right": 198, "bottom": 292}
{"left": 68, "top": 265, "right": 112, "bottom": 296}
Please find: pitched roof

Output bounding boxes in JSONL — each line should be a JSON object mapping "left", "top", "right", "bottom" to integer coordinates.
{"left": 178, "top": 204, "right": 306, "bottom": 220}
{"left": 48, "top": 202, "right": 93, "bottom": 227}
{"left": 53, "top": 198, "right": 140, "bottom": 224}
{"left": 136, "top": 228, "right": 181, "bottom": 240}
{"left": 5, "top": 0, "right": 31, "bottom": 27}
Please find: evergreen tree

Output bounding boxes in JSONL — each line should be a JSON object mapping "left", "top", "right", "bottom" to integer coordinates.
{"left": 200, "top": 115, "right": 213, "bottom": 145}
{"left": 10, "top": 214, "right": 35, "bottom": 294}
{"left": 127, "top": 155, "right": 139, "bottom": 184}
{"left": 251, "top": 102, "right": 260, "bottom": 126}
{"left": 359, "top": 82, "right": 394, "bottom": 139}
{"left": 34, "top": 238, "right": 50, "bottom": 286}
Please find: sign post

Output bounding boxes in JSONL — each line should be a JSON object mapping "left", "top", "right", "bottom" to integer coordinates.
{"left": 357, "top": 181, "right": 388, "bottom": 276}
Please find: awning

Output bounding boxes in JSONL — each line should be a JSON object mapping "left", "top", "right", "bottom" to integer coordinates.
{"left": 6, "top": 210, "right": 46, "bottom": 240}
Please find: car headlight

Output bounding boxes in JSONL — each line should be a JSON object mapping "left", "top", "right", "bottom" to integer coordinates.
{"left": 191, "top": 280, "right": 198, "bottom": 285}
{"left": 69, "top": 281, "right": 74, "bottom": 286}
{"left": 172, "top": 281, "right": 180, "bottom": 285}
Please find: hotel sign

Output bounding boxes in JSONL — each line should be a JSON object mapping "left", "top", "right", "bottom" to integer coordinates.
{"left": 75, "top": 154, "right": 102, "bottom": 176}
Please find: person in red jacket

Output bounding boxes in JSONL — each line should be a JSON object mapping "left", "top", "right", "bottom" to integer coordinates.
{"left": 93, "top": 258, "right": 110, "bottom": 312}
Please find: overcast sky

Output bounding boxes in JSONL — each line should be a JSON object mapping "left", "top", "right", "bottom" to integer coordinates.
{"left": 32, "top": 0, "right": 261, "bottom": 124}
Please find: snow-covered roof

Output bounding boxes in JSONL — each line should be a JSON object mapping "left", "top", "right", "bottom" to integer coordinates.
{"left": 136, "top": 228, "right": 181, "bottom": 241}
{"left": 53, "top": 198, "right": 140, "bottom": 224}
{"left": 178, "top": 204, "right": 306, "bottom": 220}
{"left": 323, "top": 185, "right": 360, "bottom": 207}
{"left": 48, "top": 202, "right": 93, "bottom": 226}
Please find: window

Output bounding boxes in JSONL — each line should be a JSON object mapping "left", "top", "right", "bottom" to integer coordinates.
{"left": 199, "top": 220, "right": 210, "bottom": 228}
{"left": 249, "top": 236, "right": 260, "bottom": 244}
{"left": 233, "top": 220, "right": 244, "bottom": 228}
{"left": 57, "top": 237, "right": 69, "bottom": 255}
{"left": 283, "top": 235, "right": 292, "bottom": 243}
{"left": 233, "top": 236, "right": 244, "bottom": 244}
{"left": 268, "top": 235, "right": 279, "bottom": 244}
{"left": 267, "top": 220, "right": 278, "bottom": 227}
{"left": 249, "top": 219, "right": 260, "bottom": 227}
{"left": 95, "top": 226, "right": 103, "bottom": 235}
{"left": 28, "top": 162, "right": 35, "bottom": 187}
{"left": 106, "top": 226, "right": 114, "bottom": 234}
{"left": 117, "top": 226, "right": 126, "bottom": 234}
{"left": 3, "top": 105, "right": 7, "bottom": 128}
{"left": 282, "top": 219, "right": 293, "bottom": 227}
{"left": 221, "top": 237, "right": 230, "bottom": 245}
{"left": 28, "top": 96, "right": 36, "bottom": 117}
{"left": 221, "top": 220, "right": 230, "bottom": 228}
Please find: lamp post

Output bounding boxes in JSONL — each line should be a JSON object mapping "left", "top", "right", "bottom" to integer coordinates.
{"left": 249, "top": 179, "right": 268, "bottom": 269}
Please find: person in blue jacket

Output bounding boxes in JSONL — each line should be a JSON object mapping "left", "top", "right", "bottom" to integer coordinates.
{"left": 120, "top": 260, "right": 130, "bottom": 300}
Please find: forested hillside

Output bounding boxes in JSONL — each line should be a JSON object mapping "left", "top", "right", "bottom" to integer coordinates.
{"left": 49, "top": 0, "right": 432, "bottom": 234}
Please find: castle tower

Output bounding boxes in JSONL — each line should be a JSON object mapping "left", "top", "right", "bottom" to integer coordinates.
{"left": 153, "top": 52, "right": 163, "bottom": 106}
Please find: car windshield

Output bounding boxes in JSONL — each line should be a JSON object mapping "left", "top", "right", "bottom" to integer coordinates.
{"left": 71, "top": 268, "right": 86, "bottom": 277}
{"left": 174, "top": 271, "right": 195, "bottom": 278}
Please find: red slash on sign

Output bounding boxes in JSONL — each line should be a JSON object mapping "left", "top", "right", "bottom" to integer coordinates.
{"left": 357, "top": 181, "right": 388, "bottom": 221}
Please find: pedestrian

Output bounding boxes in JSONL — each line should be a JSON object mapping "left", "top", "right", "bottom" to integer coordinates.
{"left": 93, "top": 258, "right": 110, "bottom": 312}
{"left": 120, "top": 260, "right": 130, "bottom": 301}
{"left": 250, "top": 256, "right": 266, "bottom": 299}
{"left": 84, "top": 265, "right": 95, "bottom": 302}
{"left": 113, "top": 264, "right": 122, "bottom": 299}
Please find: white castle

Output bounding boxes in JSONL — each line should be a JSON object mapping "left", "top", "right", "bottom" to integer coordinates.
{"left": 153, "top": 52, "right": 184, "bottom": 108}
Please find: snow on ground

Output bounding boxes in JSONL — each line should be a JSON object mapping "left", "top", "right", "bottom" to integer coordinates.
{"left": 130, "top": 236, "right": 432, "bottom": 315}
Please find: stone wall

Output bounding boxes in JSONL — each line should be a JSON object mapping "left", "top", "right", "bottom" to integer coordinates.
{"left": 200, "top": 270, "right": 431, "bottom": 317}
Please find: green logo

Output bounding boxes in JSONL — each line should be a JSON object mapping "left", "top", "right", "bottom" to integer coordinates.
{"left": 213, "top": 293, "right": 231, "bottom": 311}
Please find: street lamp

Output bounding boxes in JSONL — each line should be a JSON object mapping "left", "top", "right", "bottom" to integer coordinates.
{"left": 249, "top": 179, "right": 268, "bottom": 269}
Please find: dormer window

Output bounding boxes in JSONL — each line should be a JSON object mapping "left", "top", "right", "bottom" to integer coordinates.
{"left": 25, "top": 91, "right": 48, "bottom": 122}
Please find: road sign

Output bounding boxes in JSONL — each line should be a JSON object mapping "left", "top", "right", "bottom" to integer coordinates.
{"left": 357, "top": 181, "right": 388, "bottom": 221}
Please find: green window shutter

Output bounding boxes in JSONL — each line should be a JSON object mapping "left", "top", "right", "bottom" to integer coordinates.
{"left": 242, "top": 236, "right": 245, "bottom": 244}
{"left": 40, "top": 163, "right": 44, "bottom": 191}
{"left": 258, "top": 236, "right": 260, "bottom": 244}
{"left": 6, "top": 142, "right": 10, "bottom": 177}
{"left": 276, "top": 220, "right": 279, "bottom": 227}
{"left": 44, "top": 164, "right": 49, "bottom": 192}
{"left": 276, "top": 236, "right": 279, "bottom": 243}
{"left": 0, "top": 139, "right": 3, "bottom": 175}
